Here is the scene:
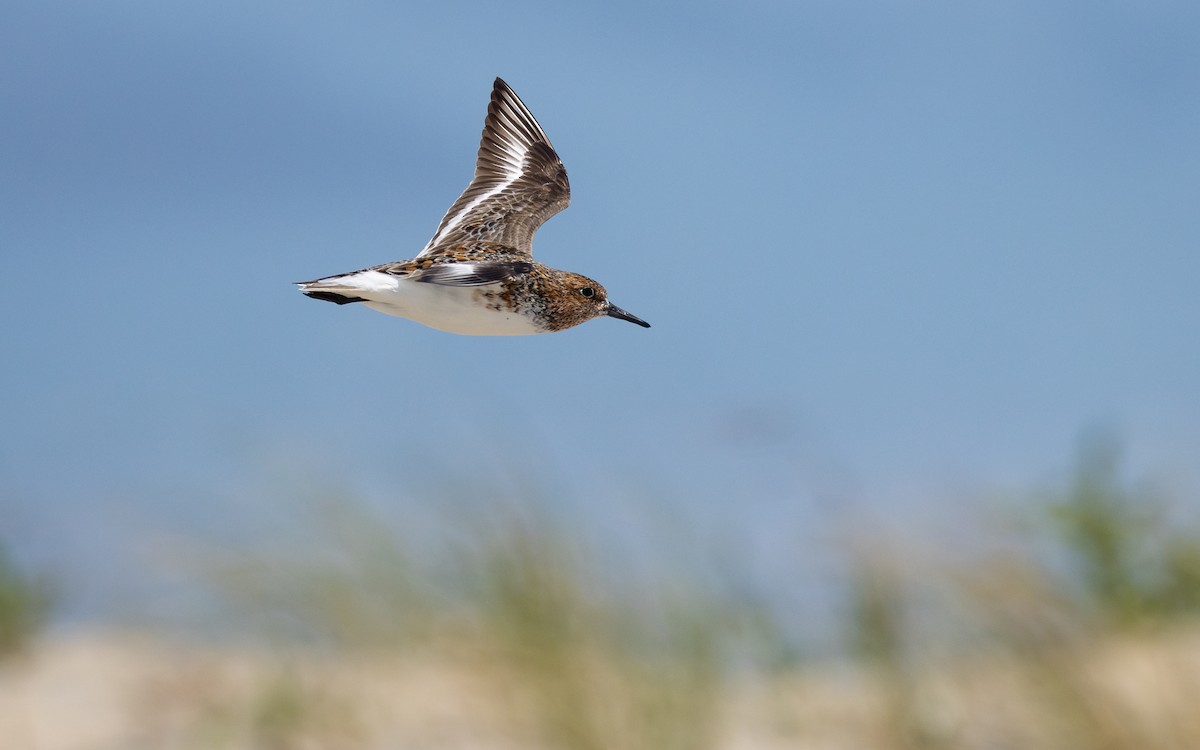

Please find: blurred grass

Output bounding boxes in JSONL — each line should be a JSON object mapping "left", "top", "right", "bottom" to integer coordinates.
{"left": 838, "top": 434, "right": 1200, "bottom": 750}
{"left": 6, "top": 437, "right": 1200, "bottom": 749}
{"left": 213, "top": 498, "right": 744, "bottom": 749}
{"left": 0, "top": 540, "right": 52, "bottom": 660}
{"left": 189, "top": 441, "right": 1200, "bottom": 749}
{"left": 1041, "top": 431, "right": 1200, "bottom": 626}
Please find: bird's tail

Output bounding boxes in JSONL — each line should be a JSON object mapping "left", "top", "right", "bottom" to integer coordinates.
{"left": 295, "top": 275, "right": 368, "bottom": 305}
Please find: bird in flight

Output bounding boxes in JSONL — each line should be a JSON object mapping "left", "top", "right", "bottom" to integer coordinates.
{"left": 297, "top": 78, "right": 650, "bottom": 335}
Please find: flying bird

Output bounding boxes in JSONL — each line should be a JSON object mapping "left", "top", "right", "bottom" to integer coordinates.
{"left": 297, "top": 78, "right": 650, "bottom": 335}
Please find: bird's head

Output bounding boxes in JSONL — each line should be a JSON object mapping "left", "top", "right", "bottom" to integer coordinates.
{"left": 545, "top": 271, "right": 650, "bottom": 331}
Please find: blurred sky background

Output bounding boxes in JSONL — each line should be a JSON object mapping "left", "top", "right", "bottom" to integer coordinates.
{"left": 2, "top": 1, "right": 1198, "bottom": 623}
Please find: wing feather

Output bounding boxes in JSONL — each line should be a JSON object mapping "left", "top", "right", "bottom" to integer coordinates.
{"left": 412, "top": 261, "right": 533, "bottom": 287}
{"left": 417, "top": 78, "right": 570, "bottom": 258}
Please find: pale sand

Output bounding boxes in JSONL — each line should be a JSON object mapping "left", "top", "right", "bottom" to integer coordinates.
{"left": 3, "top": 629, "right": 1200, "bottom": 750}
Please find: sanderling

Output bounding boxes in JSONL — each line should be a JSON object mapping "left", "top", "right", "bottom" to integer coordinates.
{"left": 297, "top": 78, "right": 649, "bottom": 335}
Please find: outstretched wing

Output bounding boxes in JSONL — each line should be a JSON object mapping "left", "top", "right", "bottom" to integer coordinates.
{"left": 417, "top": 78, "right": 570, "bottom": 258}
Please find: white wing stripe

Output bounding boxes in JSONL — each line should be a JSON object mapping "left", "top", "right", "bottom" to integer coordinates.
{"left": 420, "top": 144, "right": 528, "bottom": 254}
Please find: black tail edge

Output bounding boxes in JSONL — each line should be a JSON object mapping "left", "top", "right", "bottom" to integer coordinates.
{"left": 302, "top": 290, "right": 367, "bottom": 305}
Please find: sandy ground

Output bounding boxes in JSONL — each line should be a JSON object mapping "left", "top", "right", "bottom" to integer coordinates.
{"left": 4, "top": 628, "right": 1200, "bottom": 750}
{"left": 0, "top": 632, "right": 518, "bottom": 750}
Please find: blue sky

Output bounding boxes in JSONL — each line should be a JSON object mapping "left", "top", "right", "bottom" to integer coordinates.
{"left": 2, "top": 1, "right": 1199, "bottom": 616}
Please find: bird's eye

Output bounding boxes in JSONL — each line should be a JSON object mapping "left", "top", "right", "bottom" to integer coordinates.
{"left": 579, "top": 287, "right": 595, "bottom": 298}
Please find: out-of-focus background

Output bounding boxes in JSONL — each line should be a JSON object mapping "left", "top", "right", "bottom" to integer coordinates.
{"left": 2, "top": 2, "right": 1199, "bottom": 748}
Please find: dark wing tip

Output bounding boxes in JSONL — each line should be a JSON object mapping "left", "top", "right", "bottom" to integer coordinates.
{"left": 493, "top": 77, "right": 518, "bottom": 98}
{"left": 492, "top": 77, "right": 512, "bottom": 109}
{"left": 485, "top": 77, "right": 552, "bottom": 149}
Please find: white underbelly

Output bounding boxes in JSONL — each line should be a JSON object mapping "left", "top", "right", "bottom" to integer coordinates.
{"left": 360, "top": 278, "right": 544, "bottom": 336}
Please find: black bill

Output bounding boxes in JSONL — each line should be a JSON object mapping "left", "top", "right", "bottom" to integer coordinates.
{"left": 606, "top": 303, "right": 651, "bottom": 328}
